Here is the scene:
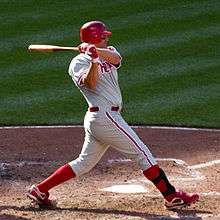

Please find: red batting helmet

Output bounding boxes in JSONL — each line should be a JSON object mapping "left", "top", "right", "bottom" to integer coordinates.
{"left": 80, "top": 21, "right": 112, "bottom": 44}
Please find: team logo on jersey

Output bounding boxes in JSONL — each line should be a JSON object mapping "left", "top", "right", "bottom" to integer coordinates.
{"left": 99, "top": 61, "right": 112, "bottom": 74}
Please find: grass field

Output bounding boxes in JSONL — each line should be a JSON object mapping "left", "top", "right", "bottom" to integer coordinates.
{"left": 0, "top": 0, "right": 219, "bottom": 127}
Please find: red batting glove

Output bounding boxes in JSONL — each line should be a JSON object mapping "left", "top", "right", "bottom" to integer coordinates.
{"left": 78, "top": 43, "right": 89, "bottom": 53}
{"left": 78, "top": 43, "right": 99, "bottom": 63}
{"left": 87, "top": 45, "right": 99, "bottom": 63}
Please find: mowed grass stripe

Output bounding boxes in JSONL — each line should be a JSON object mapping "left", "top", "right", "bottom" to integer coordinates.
{"left": 0, "top": 0, "right": 130, "bottom": 19}
{"left": 125, "top": 85, "right": 219, "bottom": 127}
{"left": 0, "top": 26, "right": 79, "bottom": 53}
{"left": 0, "top": 54, "right": 73, "bottom": 80}
{"left": 120, "top": 56, "right": 220, "bottom": 85}
{"left": 127, "top": 101, "right": 220, "bottom": 127}
{"left": 122, "top": 65, "right": 219, "bottom": 105}
{"left": 1, "top": 0, "right": 197, "bottom": 24}
{"left": 109, "top": 0, "right": 220, "bottom": 30}
{"left": 0, "top": 54, "right": 218, "bottom": 99}
{"left": 0, "top": 97, "right": 85, "bottom": 125}
{"left": 2, "top": 84, "right": 218, "bottom": 125}
{"left": 1, "top": 84, "right": 218, "bottom": 125}
{"left": 2, "top": 7, "right": 218, "bottom": 50}
{"left": 125, "top": 82, "right": 219, "bottom": 120}
{"left": 0, "top": 84, "right": 75, "bottom": 111}
{"left": 120, "top": 24, "right": 220, "bottom": 55}
{"left": 126, "top": 84, "right": 219, "bottom": 113}
{"left": 1, "top": 1, "right": 219, "bottom": 126}
{"left": 1, "top": 0, "right": 218, "bottom": 37}
{"left": 1, "top": 24, "right": 219, "bottom": 80}
{"left": 0, "top": 56, "right": 218, "bottom": 110}
{"left": 1, "top": 44, "right": 218, "bottom": 97}
{"left": 1, "top": 0, "right": 218, "bottom": 50}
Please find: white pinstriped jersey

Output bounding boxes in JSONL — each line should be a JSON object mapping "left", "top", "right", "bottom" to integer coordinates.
{"left": 68, "top": 46, "right": 156, "bottom": 175}
{"left": 68, "top": 46, "right": 122, "bottom": 109}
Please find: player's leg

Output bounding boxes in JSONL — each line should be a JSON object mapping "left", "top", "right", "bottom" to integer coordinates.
{"left": 27, "top": 129, "right": 109, "bottom": 206}
{"left": 27, "top": 164, "right": 75, "bottom": 206}
{"left": 68, "top": 130, "right": 109, "bottom": 177}
{"left": 143, "top": 165, "right": 199, "bottom": 209}
{"left": 102, "top": 112, "right": 199, "bottom": 209}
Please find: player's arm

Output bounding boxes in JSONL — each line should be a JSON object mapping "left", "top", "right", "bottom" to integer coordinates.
{"left": 79, "top": 44, "right": 99, "bottom": 90}
{"left": 96, "top": 48, "right": 121, "bottom": 65}
{"left": 82, "top": 62, "right": 99, "bottom": 90}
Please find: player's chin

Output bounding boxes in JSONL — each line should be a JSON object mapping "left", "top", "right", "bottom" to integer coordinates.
{"left": 99, "top": 43, "right": 108, "bottom": 48}
{"left": 104, "top": 40, "right": 109, "bottom": 47}
{"left": 101, "top": 39, "right": 109, "bottom": 47}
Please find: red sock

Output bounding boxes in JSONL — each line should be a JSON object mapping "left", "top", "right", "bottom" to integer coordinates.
{"left": 143, "top": 165, "right": 176, "bottom": 201}
{"left": 37, "top": 164, "right": 76, "bottom": 193}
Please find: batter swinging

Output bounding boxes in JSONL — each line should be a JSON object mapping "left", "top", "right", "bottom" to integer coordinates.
{"left": 27, "top": 21, "right": 199, "bottom": 210}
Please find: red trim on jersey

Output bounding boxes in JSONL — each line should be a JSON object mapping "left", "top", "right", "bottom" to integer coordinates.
{"left": 105, "top": 112, "right": 153, "bottom": 166}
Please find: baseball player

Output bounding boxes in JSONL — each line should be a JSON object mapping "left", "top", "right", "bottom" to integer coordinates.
{"left": 27, "top": 21, "right": 199, "bottom": 209}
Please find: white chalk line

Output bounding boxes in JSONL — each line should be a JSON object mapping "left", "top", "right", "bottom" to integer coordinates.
{"left": 0, "top": 161, "right": 61, "bottom": 168}
{"left": 108, "top": 158, "right": 220, "bottom": 170}
{"left": 200, "top": 191, "right": 220, "bottom": 197}
{"left": 0, "top": 161, "right": 61, "bottom": 175}
{"left": 188, "top": 160, "right": 220, "bottom": 169}
{"left": 0, "top": 125, "right": 219, "bottom": 132}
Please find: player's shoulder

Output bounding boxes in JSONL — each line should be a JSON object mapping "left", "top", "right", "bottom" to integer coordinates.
{"left": 107, "top": 46, "right": 121, "bottom": 58}
{"left": 68, "top": 53, "right": 91, "bottom": 76}
{"left": 71, "top": 53, "right": 92, "bottom": 65}
{"left": 107, "top": 46, "right": 118, "bottom": 52}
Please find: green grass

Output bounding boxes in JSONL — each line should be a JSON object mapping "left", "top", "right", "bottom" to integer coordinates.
{"left": 0, "top": 0, "right": 219, "bottom": 127}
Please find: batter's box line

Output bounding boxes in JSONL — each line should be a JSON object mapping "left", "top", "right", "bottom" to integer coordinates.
{"left": 107, "top": 158, "right": 220, "bottom": 168}
{"left": 0, "top": 161, "right": 62, "bottom": 174}
{"left": 106, "top": 158, "right": 212, "bottom": 185}
{"left": 156, "top": 158, "right": 206, "bottom": 181}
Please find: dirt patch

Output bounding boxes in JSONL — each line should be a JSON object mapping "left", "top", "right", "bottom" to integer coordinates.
{"left": 0, "top": 126, "right": 220, "bottom": 220}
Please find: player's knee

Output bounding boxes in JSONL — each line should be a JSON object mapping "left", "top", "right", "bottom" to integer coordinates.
{"left": 68, "top": 156, "right": 96, "bottom": 177}
{"left": 136, "top": 155, "right": 157, "bottom": 171}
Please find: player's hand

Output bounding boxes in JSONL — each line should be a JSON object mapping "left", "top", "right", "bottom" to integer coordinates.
{"left": 87, "top": 45, "right": 98, "bottom": 60}
{"left": 78, "top": 43, "right": 89, "bottom": 53}
{"left": 79, "top": 43, "right": 99, "bottom": 63}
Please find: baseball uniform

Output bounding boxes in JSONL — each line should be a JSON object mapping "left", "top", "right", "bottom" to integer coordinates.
{"left": 68, "top": 46, "right": 156, "bottom": 176}
{"left": 26, "top": 21, "right": 199, "bottom": 210}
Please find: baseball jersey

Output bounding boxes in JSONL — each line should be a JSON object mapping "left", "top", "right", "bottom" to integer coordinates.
{"left": 68, "top": 46, "right": 122, "bottom": 110}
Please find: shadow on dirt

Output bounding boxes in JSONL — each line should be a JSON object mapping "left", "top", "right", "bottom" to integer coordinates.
{"left": 0, "top": 213, "right": 31, "bottom": 220}
{"left": 171, "top": 208, "right": 207, "bottom": 220}
{"left": 0, "top": 205, "right": 213, "bottom": 219}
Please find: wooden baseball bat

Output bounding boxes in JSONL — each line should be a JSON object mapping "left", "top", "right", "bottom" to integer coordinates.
{"left": 28, "top": 44, "right": 79, "bottom": 52}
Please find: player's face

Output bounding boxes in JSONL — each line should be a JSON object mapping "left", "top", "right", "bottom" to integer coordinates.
{"left": 96, "top": 36, "right": 109, "bottom": 48}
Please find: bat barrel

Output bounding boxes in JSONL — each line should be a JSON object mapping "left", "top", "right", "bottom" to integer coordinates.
{"left": 28, "top": 45, "right": 79, "bottom": 52}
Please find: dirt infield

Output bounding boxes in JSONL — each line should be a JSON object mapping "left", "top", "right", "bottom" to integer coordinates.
{"left": 0, "top": 126, "right": 220, "bottom": 220}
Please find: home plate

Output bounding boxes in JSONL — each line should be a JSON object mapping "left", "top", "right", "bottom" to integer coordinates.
{"left": 100, "top": 184, "right": 149, "bottom": 193}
